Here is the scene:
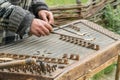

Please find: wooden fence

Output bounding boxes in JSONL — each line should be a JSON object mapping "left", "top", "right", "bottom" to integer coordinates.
{"left": 49, "top": 0, "right": 120, "bottom": 25}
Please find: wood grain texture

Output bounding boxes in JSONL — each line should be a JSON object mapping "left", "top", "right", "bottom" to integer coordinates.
{"left": 55, "top": 41, "right": 120, "bottom": 80}
{"left": 115, "top": 55, "right": 120, "bottom": 80}
{"left": 0, "top": 20, "right": 120, "bottom": 80}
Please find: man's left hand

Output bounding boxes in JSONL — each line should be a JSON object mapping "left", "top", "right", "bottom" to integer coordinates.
{"left": 38, "top": 10, "right": 54, "bottom": 25}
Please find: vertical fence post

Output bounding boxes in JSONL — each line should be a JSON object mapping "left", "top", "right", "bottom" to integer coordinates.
{"left": 76, "top": 0, "right": 81, "bottom": 5}
{"left": 115, "top": 55, "right": 120, "bottom": 80}
{"left": 76, "top": 0, "right": 82, "bottom": 18}
{"left": 92, "top": 0, "right": 96, "bottom": 5}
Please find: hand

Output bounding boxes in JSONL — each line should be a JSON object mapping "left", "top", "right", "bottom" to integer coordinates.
{"left": 30, "top": 19, "right": 53, "bottom": 37}
{"left": 38, "top": 10, "right": 54, "bottom": 24}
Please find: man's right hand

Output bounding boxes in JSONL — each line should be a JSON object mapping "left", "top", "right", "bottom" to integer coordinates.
{"left": 30, "top": 19, "right": 53, "bottom": 37}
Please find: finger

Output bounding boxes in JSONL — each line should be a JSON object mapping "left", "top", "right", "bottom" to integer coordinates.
{"left": 40, "top": 25, "right": 50, "bottom": 35}
{"left": 32, "top": 30, "right": 41, "bottom": 37}
{"left": 47, "top": 12, "right": 54, "bottom": 24}
{"left": 37, "top": 21, "right": 50, "bottom": 35}
{"left": 36, "top": 31, "right": 41, "bottom": 37}
{"left": 36, "top": 20, "right": 48, "bottom": 36}
{"left": 39, "top": 12, "right": 48, "bottom": 22}
{"left": 39, "top": 29, "right": 46, "bottom": 36}
{"left": 37, "top": 26, "right": 46, "bottom": 36}
{"left": 44, "top": 22, "right": 53, "bottom": 32}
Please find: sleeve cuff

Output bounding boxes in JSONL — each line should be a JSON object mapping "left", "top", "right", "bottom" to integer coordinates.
{"left": 17, "top": 12, "right": 35, "bottom": 37}
{"left": 30, "top": 2, "right": 49, "bottom": 18}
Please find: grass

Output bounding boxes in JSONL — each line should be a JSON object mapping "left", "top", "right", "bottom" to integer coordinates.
{"left": 46, "top": 0, "right": 88, "bottom": 6}
{"left": 91, "top": 64, "right": 116, "bottom": 80}
{"left": 102, "top": 5, "right": 120, "bottom": 34}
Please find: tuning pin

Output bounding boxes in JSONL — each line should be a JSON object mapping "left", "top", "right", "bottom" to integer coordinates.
{"left": 25, "top": 55, "right": 30, "bottom": 58}
{"left": 59, "top": 35, "right": 63, "bottom": 39}
{"left": 52, "top": 65, "right": 57, "bottom": 70}
{"left": 62, "top": 54, "right": 68, "bottom": 58}
{"left": 7, "top": 68, "right": 12, "bottom": 72}
{"left": 10, "top": 68, "right": 15, "bottom": 72}
{"left": 35, "top": 64, "right": 41, "bottom": 75}
{"left": 76, "top": 54, "right": 80, "bottom": 61}
{"left": 94, "top": 45, "right": 100, "bottom": 50}
{"left": 58, "top": 59, "right": 63, "bottom": 64}
{"left": 13, "top": 54, "right": 19, "bottom": 59}
{"left": 91, "top": 44, "right": 95, "bottom": 50}
{"left": 60, "top": 35, "right": 66, "bottom": 40}
{"left": 70, "top": 54, "right": 80, "bottom": 61}
{"left": 29, "top": 68, "right": 34, "bottom": 74}
{"left": 88, "top": 44, "right": 94, "bottom": 49}
{"left": 78, "top": 40, "right": 82, "bottom": 45}
{"left": 39, "top": 62, "right": 46, "bottom": 74}
{"left": 0, "top": 53, "right": 5, "bottom": 56}
{"left": 86, "top": 42, "right": 91, "bottom": 47}
{"left": 69, "top": 37, "right": 74, "bottom": 43}
{"left": 46, "top": 64, "right": 51, "bottom": 73}
{"left": 14, "top": 67, "right": 19, "bottom": 72}
{"left": 65, "top": 36, "right": 68, "bottom": 41}
{"left": 73, "top": 38, "right": 78, "bottom": 44}
{"left": 22, "top": 66, "right": 27, "bottom": 73}
{"left": 50, "top": 65, "right": 54, "bottom": 72}
{"left": 35, "top": 68, "right": 41, "bottom": 75}
{"left": 51, "top": 58, "right": 57, "bottom": 63}
{"left": 70, "top": 54, "right": 74, "bottom": 59}
{"left": 64, "top": 58, "right": 69, "bottom": 64}
{"left": 82, "top": 41, "right": 86, "bottom": 47}
{"left": 19, "top": 55, "right": 26, "bottom": 59}
{"left": 44, "top": 57, "right": 51, "bottom": 63}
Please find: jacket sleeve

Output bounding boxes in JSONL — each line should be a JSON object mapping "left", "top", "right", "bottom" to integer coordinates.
{"left": 30, "top": 0, "right": 49, "bottom": 18}
{"left": 0, "top": 0, "right": 35, "bottom": 37}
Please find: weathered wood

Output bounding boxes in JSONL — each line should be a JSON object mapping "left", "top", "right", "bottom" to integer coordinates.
{"left": 52, "top": 10, "right": 80, "bottom": 14}
{"left": 50, "top": 5, "right": 83, "bottom": 11}
{"left": 50, "top": 0, "right": 119, "bottom": 24}
{"left": 115, "top": 55, "right": 120, "bottom": 80}
{"left": 54, "top": 14, "right": 81, "bottom": 19}
{"left": 0, "top": 72, "right": 54, "bottom": 80}
{"left": 55, "top": 41, "right": 120, "bottom": 80}
{"left": 77, "top": 56, "right": 118, "bottom": 80}
{"left": 0, "top": 20, "right": 120, "bottom": 80}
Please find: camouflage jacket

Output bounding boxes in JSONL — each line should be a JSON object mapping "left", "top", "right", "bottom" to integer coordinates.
{"left": 0, "top": 0, "right": 48, "bottom": 45}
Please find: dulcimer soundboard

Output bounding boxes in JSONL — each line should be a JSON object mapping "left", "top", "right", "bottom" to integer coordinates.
{"left": 0, "top": 20, "right": 120, "bottom": 80}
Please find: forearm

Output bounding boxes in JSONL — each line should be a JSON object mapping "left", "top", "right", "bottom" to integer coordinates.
{"left": 0, "top": 0, "right": 34, "bottom": 36}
